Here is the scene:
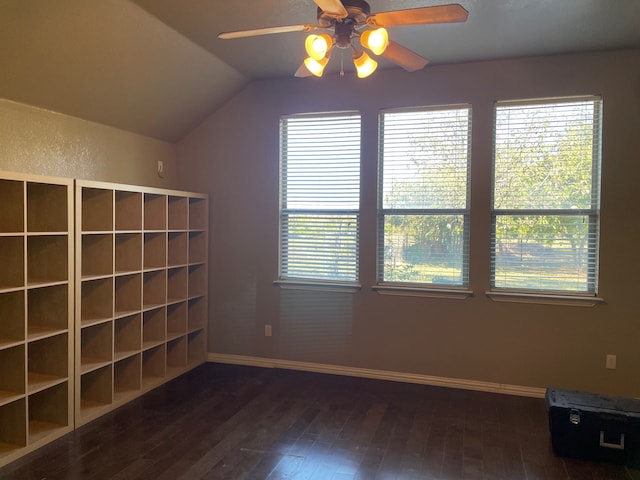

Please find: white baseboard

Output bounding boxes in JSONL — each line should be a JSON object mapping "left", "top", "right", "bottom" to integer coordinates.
{"left": 207, "top": 353, "right": 546, "bottom": 398}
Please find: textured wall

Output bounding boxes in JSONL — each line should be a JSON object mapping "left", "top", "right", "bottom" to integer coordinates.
{"left": 0, "top": 99, "right": 179, "bottom": 188}
{"left": 0, "top": 1, "right": 248, "bottom": 142}
{"left": 179, "top": 49, "right": 640, "bottom": 397}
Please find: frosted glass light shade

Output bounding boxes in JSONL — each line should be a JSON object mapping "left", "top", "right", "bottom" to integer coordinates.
{"left": 360, "top": 28, "right": 389, "bottom": 55}
{"left": 305, "top": 34, "right": 333, "bottom": 61}
{"left": 353, "top": 51, "right": 377, "bottom": 78}
{"left": 304, "top": 56, "right": 329, "bottom": 77}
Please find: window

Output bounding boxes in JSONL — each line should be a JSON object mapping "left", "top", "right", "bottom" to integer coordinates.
{"left": 279, "top": 112, "right": 361, "bottom": 283}
{"left": 378, "top": 106, "right": 471, "bottom": 287}
{"left": 492, "top": 97, "right": 602, "bottom": 294}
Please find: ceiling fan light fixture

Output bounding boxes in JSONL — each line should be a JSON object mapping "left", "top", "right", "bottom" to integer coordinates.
{"left": 219, "top": 1, "right": 469, "bottom": 78}
{"left": 305, "top": 33, "right": 333, "bottom": 61}
{"left": 353, "top": 50, "right": 377, "bottom": 78}
{"left": 359, "top": 27, "right": 389, "bottom": 55}
{"left": 304, "top": 55, "right": 330, "bottom": 77}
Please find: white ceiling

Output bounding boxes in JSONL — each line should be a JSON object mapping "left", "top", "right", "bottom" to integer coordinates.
{"left": 1, "top": 0, "right": 639, "bottom": 142}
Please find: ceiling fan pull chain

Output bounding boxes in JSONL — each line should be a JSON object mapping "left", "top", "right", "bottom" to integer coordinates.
{"left": 340, "top": 49, "right": 345, "bottom": 77}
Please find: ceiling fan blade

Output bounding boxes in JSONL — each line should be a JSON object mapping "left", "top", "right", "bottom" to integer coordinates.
{"left": 295, "top": 62, "right": 313, "bottom": 78}
{"left": 367, "top": 4, "right": 468, "bottom": 28}
{"left": 313, "top": 0, "right": 348, "bottom": 19}
{"left": 380, "top": 41, "right": 429, "bottom": 72}
{"left": 218, "top": 24, "right": 317, "bottom": 40}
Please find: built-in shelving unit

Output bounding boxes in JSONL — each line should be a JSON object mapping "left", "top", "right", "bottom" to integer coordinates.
{"left": 0, "top": 171, "right": 74, "bottom": 469}
{"left": 75, "top": 180, "right": 208, "bottom": 426}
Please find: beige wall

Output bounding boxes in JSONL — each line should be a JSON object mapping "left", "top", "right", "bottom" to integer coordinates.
{"left": 0, "top": 99, "right": 180, "bottom": 188}
{"left": 7, "top": 47, "right": 637, "bottom": 399}
{"left": 180, "top": 49, "right": 640, "bottom": 397}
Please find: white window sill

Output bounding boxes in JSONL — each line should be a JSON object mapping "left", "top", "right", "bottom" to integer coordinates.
{"left": 486, "top": 290, "right": 605, "bottom": 307}
{"left": 372, "top": 284, "right": 473, "bottom": 299}
{"left": 274, "top": 280, "right": 361, "bottom": 293}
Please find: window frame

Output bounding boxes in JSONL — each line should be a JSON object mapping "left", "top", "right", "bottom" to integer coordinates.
{"left": 489, "top": 96, "right": 603, "bottom": 303}
{"left": 277, "top": 111, "right": 362, "bottom": 291}
{"left": 375, "top": 104, "right": 473, "bottom": 297}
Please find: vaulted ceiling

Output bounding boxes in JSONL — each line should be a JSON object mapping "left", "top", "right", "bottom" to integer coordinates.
{"left": 1, "top": 0, "right": 639, "bottom": 143}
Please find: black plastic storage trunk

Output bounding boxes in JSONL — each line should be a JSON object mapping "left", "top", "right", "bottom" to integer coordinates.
{"left": 546, "top": 387, "right": 640, "bottom": 466}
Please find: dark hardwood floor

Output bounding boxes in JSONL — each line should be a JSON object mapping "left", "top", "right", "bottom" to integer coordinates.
{"left": 1, "top": 363, "right": 639, "bottom": 480}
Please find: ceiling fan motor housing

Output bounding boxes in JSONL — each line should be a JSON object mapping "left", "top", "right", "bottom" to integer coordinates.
{"left": 317, "top": 0, "right": 371, "bottom": 27}
{"left": 317, "top": 0, "right": 371, "bottom": 48}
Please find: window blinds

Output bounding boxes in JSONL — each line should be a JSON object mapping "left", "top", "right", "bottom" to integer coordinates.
{"left": 378, "top": 106, "right": 471, "bottom": 286}
{"left": 492, "top": 97, "right": 602, "bottom": 293}
{"left": 280, "top": 112, "right": 361, "bottom": 282}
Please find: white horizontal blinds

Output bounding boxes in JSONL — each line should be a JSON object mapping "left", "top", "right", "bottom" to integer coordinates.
{"left": 281, "top": 214, "right": 358, "bottom": 280}
{"left": 280, "top": 112, "right": 360, "bottom": 282}
{"left": 379, "top": 106, "right": 471, "bottom": 286}
{"left": 492, "top": 97, "right": 602, "bottom": 293}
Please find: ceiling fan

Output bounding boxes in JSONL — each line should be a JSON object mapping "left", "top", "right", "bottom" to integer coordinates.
{"left": 218, "top": 0, "right": 468, "bottom": 78}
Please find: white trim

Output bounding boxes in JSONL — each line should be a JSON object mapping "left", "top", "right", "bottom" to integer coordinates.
{"left": 496, "top": 95, "right": 602, "bottom": 108}
{"left": 74, "top": 177, "right": 208, "bottom": 198}
{"left": 372, "top": 285, "right": 473, "bottom": 299}
{"left": 207, "top": 353, "right": 545, "bottom": 399}
{"left": 486, "top": 290, "right": 605, "bottom": 307}
{"left": 274, "top": 280, "right": 361, "bottom": 293}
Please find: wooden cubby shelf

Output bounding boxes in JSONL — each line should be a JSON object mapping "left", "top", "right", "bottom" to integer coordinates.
{"left": 114, "top": 354, "right": 141, "bottom": 402}
{"left": 79, "top": 365, "right": 112, "bottom": 417}
{"left": 143, "top": 270, "right": 165, "bottom": 309}
{"left": 142, "top": 345, "right": 166, "bottom": 389}
{"left": 0, "top": 237, "right": 24, "bottom": 290}
{"left": 80, "top": 278, "right": 113, "bottom": 326}
{"left": 26, "top": 183, "right": 68, "bottom": 233}
{"left": 167, "top": 267, "right": 188, "bottom": 303}
{"left": 115, "top": 191, "right": 142, "bottom": 232}
{"left": 114, "top": 314, "right": 141, "bottom": 361}
{"left": 167, "top": 301, "right": 187, "bottom": 340}
{"left": 81, "top": 234, "right": 113, "bottom": 278}
{"left": 115, "top": 233, "right": 142, "bottom": 273}
{"left": 1, "top": 174, "right": 207, "bottom": 468}
{"left": 0, "top": 179, "right": 24, "bottom": 234}
{"left": 0, "top": 346, "right": 25, "bottom": 403}
{"left": 143, "top": 232, "right": 166, "bottom": 270}
{"left": 143, "top": 307, "right": 165, "bottom": 350}
{"left": 187, "top": 330, "right": 206, "bottom": 366}
{"left": 80, "top": 323, "right": 112, "bottom": 375}
{"left": 0, "top": 399, "right": 27, "bottom": 452}
{"left": 144, "top": 194, "right": 166, "bottom": 231}
{"left": 1, "top": 173, "right": 208, "bottom": 468}
{"left": 115, "top": 273, "right": 142, "bottom": 316}
{"left": 167, "top": 336, "right": 188, "bottom": 375}
{"left": 168, "top": 196, "right": 188, "bottom": 231}
{"left": 188, "top": 231, "right": 206, "bottom": 265}
{"left": 81, "top": 188, "right": 113, "bottom": 232}
{"left": 0, "top": 291, "right": 25, "bottom": 348}
{"left": 0, "top": 171, "right": 73, "bottom": 469}
{"left": 168, "top": 232, "right": 188, "bottom": 266}
{"left": 27, "top": 235, "right": 68, "bottom": 286}
{"left": 28, "top": 382, "right": 69, "bottom": 444}
{"left": 189, "top": 197, "right": 207, "bottom": 231}
{"left": 75, "top": 180, "right": 208, "bottom": 430}
{"left": 188, "top": 296, "right": 207, "bottom": 332}
{"left": 27, "top": 285, "right": 68, "bottom": 341}
{"left": 188, "top": 264, "right": 206, "bottom": 298}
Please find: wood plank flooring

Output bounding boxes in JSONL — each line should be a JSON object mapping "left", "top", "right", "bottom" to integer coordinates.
{"left": 1, "top": 363, "right": 639, "bottom": 479}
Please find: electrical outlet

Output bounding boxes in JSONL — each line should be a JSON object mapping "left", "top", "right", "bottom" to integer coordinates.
{"left": 265, "top": 325, "right": 272, "bottom": 337}
{"left": 157, "top": 160, "right": 164, "bottom": 178}
{"left": 606, "top": 354, "right": 616, "bottom": 370}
